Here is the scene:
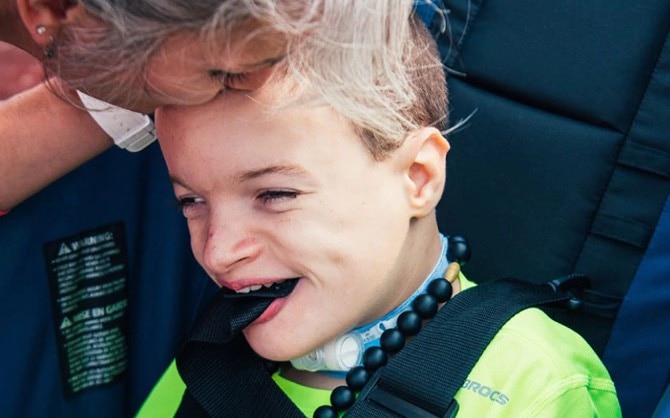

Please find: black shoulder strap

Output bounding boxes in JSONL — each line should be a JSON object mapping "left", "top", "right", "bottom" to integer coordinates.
{"left": 347, "top": 276, "right": 581, "bottom": 417}
{"left": 175, "top": 287, "right": 304, "bottom": 418}
{"left": 175, "top": 276, "right": 583, "bottom": 417}
{"left": 176, "top": 334, "right": 303, "bottom": 417}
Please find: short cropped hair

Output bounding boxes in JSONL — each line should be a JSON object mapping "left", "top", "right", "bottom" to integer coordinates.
{"left": 351, "top": 14, "right": 447, "bottom": 160}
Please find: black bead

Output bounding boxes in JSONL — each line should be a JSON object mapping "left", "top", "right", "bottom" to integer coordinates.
{"left": 412, "top": 294, "right": 438, "bottom": 319}
{"left": 331, "top": 386, "right": 356, "bottom": 411}
{"left": 427, "top": 278, "right": 453, "bottom": 303}
{"left": 346, "top": 366, "right": 371, "bottom": 391}
{"left": 447, "top": 235, "right": 471, "bottom": 265}
{"left": 313, "top": 405, "right": 338, "bottom": 418}
{"left": 380, "top": 328, "right": 405, "bottom": 353}
{"left": 397, "top": 311, "right": 422, "bottom": 336}
{"left": 362, "top": 346, "right": 388, "bottom": 371}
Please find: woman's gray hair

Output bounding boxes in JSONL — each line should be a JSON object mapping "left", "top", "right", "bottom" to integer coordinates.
{"left": 53, "top": 0, "right": 446, "bottom": 157}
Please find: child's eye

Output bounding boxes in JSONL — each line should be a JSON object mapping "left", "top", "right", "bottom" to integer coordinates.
{"left": 175, "top": 196, "right": 206, "bottom": 218}
{"left": 176, "top": 196, "right": 204, "bottom": 209}
{"left": 257, "top": 189, "right": 299, "bottom": 204}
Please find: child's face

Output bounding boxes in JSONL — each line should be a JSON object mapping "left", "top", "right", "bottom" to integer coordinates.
{"left": 156, "top": 91, "right": 423, "bottom": 361}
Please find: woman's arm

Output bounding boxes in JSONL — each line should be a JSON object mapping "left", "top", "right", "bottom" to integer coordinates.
{"left": 0, "top": 82, "right": 113, "bottom": 211}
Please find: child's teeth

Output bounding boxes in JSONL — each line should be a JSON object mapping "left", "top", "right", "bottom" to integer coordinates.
{"left": 238, "top": 283, "right": 275, "bottom": 293}
{"left": 235, "top": 280, "right": 293, "bottom": 294}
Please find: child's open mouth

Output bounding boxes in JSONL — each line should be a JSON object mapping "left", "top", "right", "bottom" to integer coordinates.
{"left": 221, "top": 279, "right": 298, "bottom": 299}
{"left": 191, "top": 279, "right": 299, "bottom": 344}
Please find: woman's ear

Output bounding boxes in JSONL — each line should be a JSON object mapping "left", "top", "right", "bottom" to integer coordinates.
{"left": 16, "top": 0, "right": 85, "bottom": 47}
{"left": 401, "top": 127, "right": 450, "bottom": 218}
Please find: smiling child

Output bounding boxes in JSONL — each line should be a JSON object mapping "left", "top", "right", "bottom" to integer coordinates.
{"left": 154, "top": 12, "right": 621, "bottom": 418}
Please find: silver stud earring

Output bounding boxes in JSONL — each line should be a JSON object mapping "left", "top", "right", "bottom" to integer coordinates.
{"left": 36, "top": 25, "right": 47, "bottom": 36}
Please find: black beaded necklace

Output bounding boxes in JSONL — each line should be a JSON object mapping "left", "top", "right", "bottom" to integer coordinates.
{"left": 311, "top": 262, "right": 461, "bottom": 418}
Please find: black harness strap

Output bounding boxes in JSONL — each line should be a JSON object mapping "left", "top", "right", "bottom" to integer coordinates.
{"left": 175, "top": 285, "right": 304, "bottom": 418}
{"left": 176, "top": 334, "right": 303, "bottom": 418}
{"left": 348, "top": 277, "right": 580, "bottom": 417}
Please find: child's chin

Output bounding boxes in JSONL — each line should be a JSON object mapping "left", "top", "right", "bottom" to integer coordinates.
{"left": 245, "top": 329, "right": 289, "bottom": 361}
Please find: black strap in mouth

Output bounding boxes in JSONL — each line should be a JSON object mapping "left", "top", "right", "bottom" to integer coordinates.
{"left": 176, "top": 278, "right": 304, "bottom": 417}
{"left": 189, "top": 279, "right": 298, "bottom": 344}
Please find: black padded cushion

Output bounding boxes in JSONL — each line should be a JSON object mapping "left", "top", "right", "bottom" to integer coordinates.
{"left": 434, "top": 0, "right": 670, "bottom": 353}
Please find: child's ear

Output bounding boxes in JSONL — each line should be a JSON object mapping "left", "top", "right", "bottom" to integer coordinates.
{"left": 400, "top": 127, "right": 450, "bottom": 218}
{"left": 16, "top": 0, "right": 86, "bottom": 47}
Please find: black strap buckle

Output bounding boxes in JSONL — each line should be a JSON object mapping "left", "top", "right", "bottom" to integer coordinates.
{"left": 356, "top": 370, "right": 459, "bottom": 418}
{"left": 546, "top": 273, "right": 591, "bottom": 293}
{"left": 545, "top": 273, "right": 621, "bottom": 318}
{"left": 544, "top": 273, "right": 591, "bottom": 312}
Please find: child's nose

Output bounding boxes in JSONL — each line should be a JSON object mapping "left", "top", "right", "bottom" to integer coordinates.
{"left": 202, "top": 221, "right": 261, "bottom": 274}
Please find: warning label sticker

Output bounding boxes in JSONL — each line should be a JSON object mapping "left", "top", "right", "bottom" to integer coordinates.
{"left": 44, "top": 222, "right": 129, "bottom": 397}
